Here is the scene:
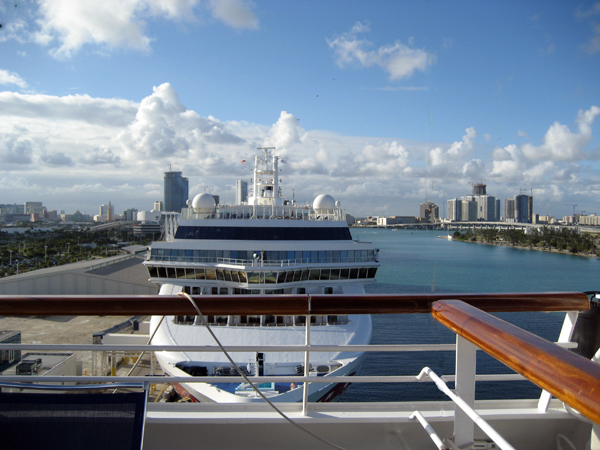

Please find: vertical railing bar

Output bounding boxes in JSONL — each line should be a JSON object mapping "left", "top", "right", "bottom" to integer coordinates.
{"left": 538, "top": 310, "right": 579, "bottom": 412}
{"left": 302, "top": 294, "right": 311, "bottom": 416}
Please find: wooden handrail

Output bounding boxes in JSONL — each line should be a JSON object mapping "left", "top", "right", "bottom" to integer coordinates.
{"left": 0, "top": 292, "right": 589, "bottom": 316}
{"left": 432, "top": 299, "right": 600, "bottom": 424}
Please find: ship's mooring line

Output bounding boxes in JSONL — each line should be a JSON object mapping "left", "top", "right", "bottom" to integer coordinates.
{"left": 178, "top": 292, "right": 349, "bottom": 450}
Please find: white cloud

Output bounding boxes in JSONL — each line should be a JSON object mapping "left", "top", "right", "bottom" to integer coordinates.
{"left": 1, "top": 82, "right": 599, "bottom": 218}
{"left": 0, "top": 69, "right": 27, "bottom": 88}
{"left": 208, "top": 0, "right": 259, "bottom": 30}
{"left": 9, "top": 0, "right": 256, "bottom": 59}
{"left": 521, "top": 106, "right": 600, "bottom": 161}
{"left": 327, "top": 22, "right": 433, "bottom": 81}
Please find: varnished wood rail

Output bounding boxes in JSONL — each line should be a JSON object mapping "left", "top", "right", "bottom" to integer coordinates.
{"left": 0, "top": 292, "right": 590, "bottom": 316}
{"left": 432, "top": 299, "right": 600, "bottom": 424}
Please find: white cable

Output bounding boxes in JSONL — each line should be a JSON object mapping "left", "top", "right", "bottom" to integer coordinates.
{"left": 178, "top": 292, "right": 349, "bottom": 450}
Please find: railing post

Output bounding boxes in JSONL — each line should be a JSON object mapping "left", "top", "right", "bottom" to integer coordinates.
{"left": 538, "top": 310, "right": 579, "bottom": 412}
{"left": 302, "top": 312, "right": 311, "bottom": 416}
{"left": 454, "top": 335, "right": 477, "bottom": 448}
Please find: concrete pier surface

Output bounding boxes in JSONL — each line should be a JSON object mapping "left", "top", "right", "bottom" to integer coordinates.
{"left": 0, "top": 254, "right": 157, "bottom": 376}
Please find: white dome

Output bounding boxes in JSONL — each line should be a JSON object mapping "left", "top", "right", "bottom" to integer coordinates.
{"left": 313, "top": 194, "right": 336, "bottom": 210}
{"left": 192, "top": 193, "right": 216, "bottom": 210}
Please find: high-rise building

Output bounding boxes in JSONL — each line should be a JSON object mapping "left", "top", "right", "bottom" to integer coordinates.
{"left": 154, "top": 201, "right": 164, "bottom": 211}
{"left": 472, "top": 183, "right": 486, "bottom": 195}
{"left": 447, "top": 198, "right": 462, "bottom": 221}
{"left": 515, "top": 194, "right": 533, "bottom": 223}
{"left": 505, "top": 199, "right": 515, "bottom": 222}
{"left": 164, "top": 171, "right": 189, "bottom": 212}
{"left": 24, "top": 202, "right": 43, "bottom": 214}
{"left": 461, "top": 198, "right": 478, "bottom": 221}
{"left": 420, "top": 201, "right": 439, "bottom": 223}
{"left": 236, "top": 180, "right": 248, "bottom": 205}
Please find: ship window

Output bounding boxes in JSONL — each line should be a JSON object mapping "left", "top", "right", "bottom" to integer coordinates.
{"left": 300, "top": 270, "right": 309, "bottom": 281}
{"left": 359, "top": 268, "right": 368, "bottom": 278}
{"left": 292, "top": 270, "right": 301, "bottom": 282}
{"left": 157, "top": 267, "right": 167, "bottom": 278}
{"left": 192, "top": 287, "right": 200, "bottom": 295}
{"left": 200, "top": 250, "right": 208, "bottom": 259}
{"left": 207, "top": 250, "right": 215, "bottom": 260}
{"left": 330, "top": 269, "right": 340, "bottom": 280}
{"left": 340, "top": 268, "right": 350, "bottom": 279}
{"left": 320, "top": 269, "right": 331, "bottom": 280}
{"left": 239, "top": 272, "right": 247, "bottom": 283}
{"left": 247, "top": 272, "right": 259, "bottom": 284}
{"left": 297, "top": 288, "right": 306, "bottom": 294}
{"left": 216, "top": 270, "right": 225, "bottom": 281}
{"left": 223, "top": 270, "right": 232, "bottom": 282}
{"left": 205, "top": 269, "right": 216, "bottom": 280}
{"left": 265, "top": 272, "right": 277, "bottom": 284}
{"left": 183, "top": 286, "right": 190, "bottom": 294}
{"left": 277, "top": 272, "right": 286, "bottom": 283}
{"left": 195, "top": 269, "right": 206, "bottom": 280}
{"left": 148, "top": 266, "right": 158, "bottom": 278}
{"left": 309, "top": 269, "right": 320, "bottom": 281}
{"left": 230, "top": 271, "right": 239, "bottom": 282}
{"left": 324, "top": 287, "right": 333, "bottom": 294}
{"left": 215, "top": 315, "right": 228, "bottom": 324}
{"left": 350, "top": 268, "right": 359, "bottom": 279}
{"left": 185, "top": 269, "right": 195, "bottom": 279}
{"left": 211, "top": 287, "right": 218, "bottom": 295}
{"left": 368, "top": 267, "right": 377, "bottom": 278}
{"left": 303, "top": 251, "right": 310, "bottom": 261}
{"left": 219, "top": 288, "right": 228, "bottom": 295}
{"left": 176, "top": 268, "right": 186, "bottom": 279}
{"left": 264, "top": 315, "right": 275, "bottom": 324}
{"left": 319, "top": 251, "right": 326, "bottom": 263}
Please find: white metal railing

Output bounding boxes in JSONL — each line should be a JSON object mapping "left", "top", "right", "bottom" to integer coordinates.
{"left": 147, "top": 256, "right": 377, "bottom": 265}
{"left": 0, "top": 308, "right": 585, "bottom": 450}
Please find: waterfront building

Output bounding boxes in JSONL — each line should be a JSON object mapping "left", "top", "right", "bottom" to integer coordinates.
{"left": 376, "top": 216, "right": 418, "bottom": 226}
{"left": 505, "top": 199, "right": 515, "bottom": 222}
{"left": 472, "top": 183, "right": 486, "bottom": 195}
{"left": 579, "top": 214, "right": 600, "bottom": 226}
{"left": 420, "top": 202, "right": 439, "bottom": 223}
{"left": 24, "top": 202, "right": 43, "bottom": 214}
{"left": 164, "top": 171, "right": 189, "bottom": 212}
{"left": 477, "top": 195, "right": 497, "bottom": 221}
{"left": 123, "top": 208, "right": 138, "bottom": 221}
{"left": 515, "top": 194, "right": 533, "bottom": 223}
{"left": 236, "top": 180, "right": 248, "bottom": 205}
{"left": 461, "top": 198, "right": 478, "bottom": 221}
{"left": 447, "top": 198, "right": 462, "bottom": 222}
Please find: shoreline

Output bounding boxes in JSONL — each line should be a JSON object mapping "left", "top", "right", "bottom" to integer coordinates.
{"left": 451, "top": 237, "right": 599, "bottom": 258}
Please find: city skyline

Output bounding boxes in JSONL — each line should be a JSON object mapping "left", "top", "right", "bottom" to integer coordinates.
{"left": 0, "top": 1, "right": 598, "bottom": 218}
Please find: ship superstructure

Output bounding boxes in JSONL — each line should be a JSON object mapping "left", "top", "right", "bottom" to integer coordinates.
{"left": 144, "top": 147, "right": 379, "bottom": 402}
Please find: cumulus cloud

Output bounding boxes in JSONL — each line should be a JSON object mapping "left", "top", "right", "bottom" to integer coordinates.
{"left": 327, "top": 22, "right": 433, "bottom": 80}
{"left": 40, "top": 151, "right": 74, "bottom": 166}
{"left": 262, "top": 111, "right": 304, "bottom": 150}
{"left": 10, "top": 0, "right": 257, "bottom": 59}
{"left": 0, "top": 125, "right": 35, "bottom": 165}
{"left": 0, "top": 69, "right": 27, "bottom": 88}
{"left": 428, "top": 127, "right": 477, "bottom": 176}
{"left": 521, "top": 106, "right": 600, "bottom": 161}
{"left": 79, "top": 147, "right": 122, "bottom": 166}
{"left": 117, "top": 82, "right": 243, "bottom": 161}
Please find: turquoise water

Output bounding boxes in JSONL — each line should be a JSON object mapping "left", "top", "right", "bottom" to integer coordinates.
{"left": 342, "top": 229, "right": 600, "bottom": 402}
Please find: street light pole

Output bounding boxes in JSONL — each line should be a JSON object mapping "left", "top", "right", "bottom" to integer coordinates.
{"left": 9, "top": 250, "right": 12, "bottom": 265}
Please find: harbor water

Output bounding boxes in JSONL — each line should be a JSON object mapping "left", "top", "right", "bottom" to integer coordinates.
{"left": 342, "top": 228, "right": 600, "bottom": 402}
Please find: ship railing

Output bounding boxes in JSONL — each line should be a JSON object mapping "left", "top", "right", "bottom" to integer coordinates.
{"left": 0, "top": 292, "right": 597, "bottom": 450}
{"left": 147, "top": 255, "right": 378, "bottom": 265}
{"left": 180, "top": 206, "right": 346, "bottom": 222}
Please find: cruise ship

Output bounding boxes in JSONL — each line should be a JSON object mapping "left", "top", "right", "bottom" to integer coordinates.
{"left": 143, "top": 147, "right": 380, "bottom": 402}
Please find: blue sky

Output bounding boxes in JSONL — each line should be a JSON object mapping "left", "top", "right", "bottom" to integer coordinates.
{"left": 0, "top": 0, "right": 599, "bottom": 218}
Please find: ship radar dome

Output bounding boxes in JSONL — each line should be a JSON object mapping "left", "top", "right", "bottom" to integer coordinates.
{"left": 313, "top": 194, "right": 336, "bottom": 211}
{"left": 192, "top": 193, "right": 216, "bottom": 210}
